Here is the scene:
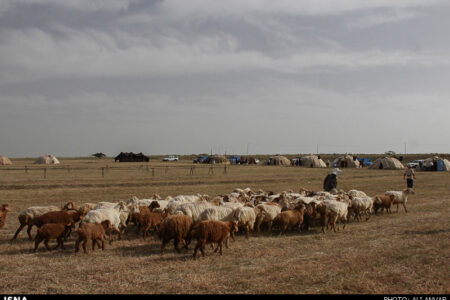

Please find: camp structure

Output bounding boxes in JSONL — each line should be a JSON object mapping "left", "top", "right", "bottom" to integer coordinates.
{"left": 369, "top": 157, "right": 405, "bottom": 170}
{"left": 298, "top": 155, "right": 327, "bottom": 168}
{"left": 265, "top": 155, "right": 291, "bottom": 166}
{"left": 0, "top": 155, "right": 12, "bottom": 165}
{"left": 34, "top": 154, "right": 60, "bottom": 165}
{"left": 204, "top": 155, "right": 230, "bottom": 164}
{"left": 420, "top": 156, "right": 450, "bottom": 171}
{"left": 332, "top": 155, "right": 360, "bottom": 168}
{"left": 114, "top": 152, "right": 149, "bottom": 162}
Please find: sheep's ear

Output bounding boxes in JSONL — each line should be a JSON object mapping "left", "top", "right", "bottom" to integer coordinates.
{"left": 2, "top": 205, "right": 10, "bottom": 212}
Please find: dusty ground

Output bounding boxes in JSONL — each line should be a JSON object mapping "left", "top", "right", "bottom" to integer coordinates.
{"left": 0, "top": 157, "right": 449, "bottom": 294}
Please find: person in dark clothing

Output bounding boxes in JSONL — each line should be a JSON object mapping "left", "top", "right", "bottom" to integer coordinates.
{"left": 323, "top": 168, "right": 342, "bottom": 192}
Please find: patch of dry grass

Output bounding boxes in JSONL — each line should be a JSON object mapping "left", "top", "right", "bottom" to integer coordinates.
{"left": 0, "top": 158, "right": 449, "bottom": 294}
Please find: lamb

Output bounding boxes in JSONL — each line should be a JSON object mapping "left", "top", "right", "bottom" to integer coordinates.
{"left": 33, "top": 223, "right": 72, "bottom": 252}
{"left": 127, "top": 196, "right": 169, "bottom": 212}
{"left": 230, "top": 206, "right": 257, "bottom": 238}
{"left": 191, "top": 220, "right": 239, "bottom": 259}
{"left": 158, "top": 214, "right": 193, "bottom": 255}
{"left": 82, "top": 208, "right": 123, "bottom": 243}
{"left": 373, "top": 194, "right": 395, "bottom": 214}
{"left": 75, "top": 220, "right": 112, "bottom": 254}
{"left": 12, "top": 205, "right": 60, "bottom": 240}
{"left": 0, "top": 204, "right": 11, "bottom": 229}
{"left": 254, "top": 203, "right": 282, "bottom": 233}
{"left": 385, "top": 189, "right": 415, "bottom": 213}
{"left": 272, "top": 204, "right": 306, "bottom": 236}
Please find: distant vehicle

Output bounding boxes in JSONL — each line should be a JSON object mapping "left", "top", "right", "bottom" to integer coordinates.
{"left": 193, "top": 156, "right": 208, "bottom": 163}
{"left": 163, "top": 155, "right": 179, "bottom": 162}
{"left": 385, "top": 150, "right": 396, "bottom": 156}
{"left": 407, "top": 160, "right": 423, "bottom": 169}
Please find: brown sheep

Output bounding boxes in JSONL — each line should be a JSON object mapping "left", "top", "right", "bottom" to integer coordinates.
{"left": 75, "top": 220, "right": 112, "bottom": 254}
{"left": 158, "top": 214, "right": 194, "bottom": 255}
{"left": 373, "top": 195, "right": 395, "bottom": 214}
{"left": 141, "top": 210, "right": 169, "bottom": 238}
{"left": 34, "top": 223, "right": 72, "bottom": 252}
{"left": 0, "top": 204, "right": 11, "bottom": 229}
{"left": 272, "top": 204, "right": 306, "bottom": 236}
{"left": 191, "top": 220, "right": 239, "bottom": 259}
{"left": 33, "top": 210, "right": 83, "bottom": 240}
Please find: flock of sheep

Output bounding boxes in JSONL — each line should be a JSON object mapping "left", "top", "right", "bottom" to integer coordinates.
{"left": 0, "top": 186, "right": 415, "bottom": 259}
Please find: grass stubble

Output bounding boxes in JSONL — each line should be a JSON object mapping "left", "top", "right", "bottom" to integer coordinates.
{"left": 0, "top": 157, "right": 449, "bottom": 294}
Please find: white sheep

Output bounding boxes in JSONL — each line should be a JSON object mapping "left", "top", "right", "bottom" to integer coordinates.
{"left": 254, "top": 203, "right": 282, "bottom": 233}
{"left": 166, "top": 194, "right": 207, "bottom": 213}
{"left": 348, "top": 189, "right": 368, "bottom": 198}
{"left": 231, "top": 206, "right": 257, "bottom": 238}
{"left": 173, "top": 201, "right": 213, "bottom": 223}
{"left": 348, "top": 196, "right": 373, "bottom": 221}
{"left": 322, "top": 200, "right": 349, "bottom": 232}
{"left": 12, "top": 205, "right": 60, "bottom": 240}
{"left": 83, "top": 203, "right": 128, "bottom": 243}
{"left": 199, "top": 206, "right": 234, "bottom": 222}
{"left": 385, "top": 189, "right": 415, "bottom": 213}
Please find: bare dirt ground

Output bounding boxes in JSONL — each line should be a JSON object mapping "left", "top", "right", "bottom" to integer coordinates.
{"left": 0, "top": 157, "right": 449, "bottom": 294}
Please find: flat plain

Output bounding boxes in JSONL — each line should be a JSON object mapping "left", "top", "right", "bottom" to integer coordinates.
{"left": 0, "top": 157, "right": 449, "bottom": 294}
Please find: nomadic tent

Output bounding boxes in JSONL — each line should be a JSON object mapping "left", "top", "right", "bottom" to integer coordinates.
{"left": 204, "top": 155, "right": 230, "bottom": 164}
{"left": 299, "top": 155, "right": 327, "bottom": 168}
{"left": 266, "top": 155, "right": 291, "bottom": 166}
{"left": 420, "top": 156, "right": 450, "bottom": 171}
{"left": 332, "top": 155, "right": 360, "bottom": 168}
{"left": 369, "top": 157, "right": 404, "bottom": 170}
{"left": 0, "top": 155, "right": 12, "bottom": 165}
{"left": 34, "top": 154, "right": 60, "bottom": 165}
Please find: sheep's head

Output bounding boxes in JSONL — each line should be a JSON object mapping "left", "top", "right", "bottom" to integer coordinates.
{"left": 149, "top": 201, "right": 161, "bottom": 211}
{"left": 101, "top": 220, "right": 112, "bottom": 230}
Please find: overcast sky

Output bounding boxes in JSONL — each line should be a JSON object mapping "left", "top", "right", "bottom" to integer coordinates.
{"left": 1, "top": 0, "right": 449, "bottom": 157}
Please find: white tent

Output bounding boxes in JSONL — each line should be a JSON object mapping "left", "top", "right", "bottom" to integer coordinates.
{"left": 421, "top": 156, "right": 450, "bottom": 171}
{"left": 34, "top": 154, "right": 60, "bottom": 165}
{"left": 369, "top": 157, "right": 405, "bottom": 170}
{"left": 0, "top": 155, "right": 12, "bottom": 165}
{"left": 299, "top": 155, "right": 327, "bottom": 168}
{"left": 332, "top": 155, "right": 360, "bottom": 168}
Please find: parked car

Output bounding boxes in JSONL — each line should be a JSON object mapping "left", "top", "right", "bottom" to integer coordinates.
{"left": 407, "top": 160, "right": 423, "bottom": 169}
{"left": 163, "top": 155, "right": 179, "bottom": 162}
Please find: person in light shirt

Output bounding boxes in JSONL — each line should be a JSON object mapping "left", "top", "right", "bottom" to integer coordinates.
{"left": 404, "top": 166, "right": 416, "bottom": 189}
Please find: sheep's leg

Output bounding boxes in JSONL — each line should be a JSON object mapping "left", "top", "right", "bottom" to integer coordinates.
{"left": 245, "top": 225, "right": 250, "bottom": 239}
{"left": 218, "top": 241, "right": 223, "bottom": 256}
{"left": 33, "top": 236, "right": 43, "bottom": 252}
{"left": 173, "top": 239, "right": 181, "bottom": 253}
{"left": 82, "top": 240, "right": 88, "bottom": 253}
{"left": 92, "top": 239, "right": 97, "bottom": 251}
{"left": 12, "top": 223, "right": 25, "bottom": 240}
{"left": 75, "top": 238, "right": 81, "bottom": 253}
{"left": 403, "top": 203, "right": 407, "bottom": 213}
{"left": 161, "top": 239, "right": 168, "bottom": 255}
{"left": 396, "top": 203, "right": 399, "bottom": 213}
{"left": 100, "top": 238, "right": 105, "bottom": 250}
{"left": 44, "top": 239, "right": 52, "bottom": 252}
{"left": 53, "top": 237, "right": 62, "bottom": 250}
{"left": 193, "top": 242, "right": 201, "bottom": 260}
{"left": 27, "top": 224, "right": 34, "bottom": 240}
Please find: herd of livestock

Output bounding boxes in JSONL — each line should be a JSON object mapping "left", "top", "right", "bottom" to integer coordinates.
{"left": 0, "top": 186, "right": 415, "bottom": 259}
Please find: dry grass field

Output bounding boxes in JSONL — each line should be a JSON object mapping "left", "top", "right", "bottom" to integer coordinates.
{"left": 0, "top": 157, "right": 449, "bottom": 294}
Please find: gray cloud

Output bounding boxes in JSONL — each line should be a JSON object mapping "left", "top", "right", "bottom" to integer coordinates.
{"left": 0, "top": 0, "right": 449, "bottom": 157}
